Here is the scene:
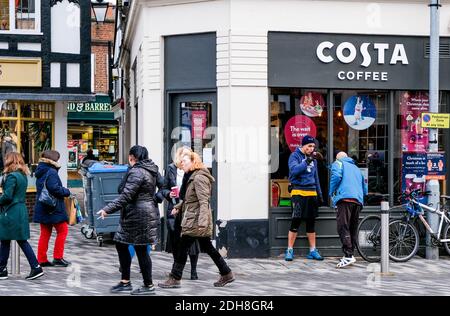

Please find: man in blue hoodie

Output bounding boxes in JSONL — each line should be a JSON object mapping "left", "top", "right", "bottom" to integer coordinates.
{"left": 329, "top": 152, "right": 368, "bottom": 268}
{"left": 285, "top": 135, "right": 324, "bottom": 261}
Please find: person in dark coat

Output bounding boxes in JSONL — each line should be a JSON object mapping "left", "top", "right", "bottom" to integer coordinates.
{"left": 160, "top": 147, "right": 200, "bottom": 280}
{"left": 33, "top": 150, "right": 72, "bottom": 267}
{"left": 97, "top": 145, "right": 160, "bottom": 296}
{"left": 81, "top": 148, "right": 97, "bottom": 164}
{"left": 0, "top": 152, "right": 44, "bottom": 280}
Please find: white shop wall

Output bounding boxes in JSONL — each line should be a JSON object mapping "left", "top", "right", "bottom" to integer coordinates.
{"left": 127, "top": 0, "right": 450, "bottom": 220}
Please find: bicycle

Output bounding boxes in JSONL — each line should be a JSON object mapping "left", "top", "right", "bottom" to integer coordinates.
{"left": 355, "top": 194, "right": 388, "bottom": 263}
{"left": 356, "top": 189, "right": 450, "bottom": 262}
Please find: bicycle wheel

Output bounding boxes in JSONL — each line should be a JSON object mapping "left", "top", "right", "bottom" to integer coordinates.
{"left": 356, "top": 215, "right": 382, "bottom": 262}
{"left": 442, "top": 223, "right": 450, "bottom": 256}
{"left": 388, "top": 219, "right": 419, "bottom": 262}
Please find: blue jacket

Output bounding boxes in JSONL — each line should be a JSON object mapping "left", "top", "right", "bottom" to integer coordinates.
{"left": 288, "top": 148, "right": 322, "bottom": 199}
{"left": 33, "top": 158, "right": 71, "bottom": 224}
{"left": 329, "top": 157, "right": 368, "bottom": 207}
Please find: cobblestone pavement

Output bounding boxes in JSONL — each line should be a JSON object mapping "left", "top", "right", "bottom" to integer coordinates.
{"left": 1, "top": 221, "right": 450, "bottom": 296}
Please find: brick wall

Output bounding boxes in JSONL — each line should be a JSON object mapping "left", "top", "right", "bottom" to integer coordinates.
{"left": 91, "top": 6, "right": 116, "bottom": 94}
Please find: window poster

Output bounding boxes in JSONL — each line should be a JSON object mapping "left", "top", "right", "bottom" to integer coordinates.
{"left": 343, "top": 95, "right": 377, "bottom": 130}
{"left": 400, "top": 91, "right": 429, "bottom": 152}
{"left": 300, "top": 91, "right": 325, "bottom": 117}
{"left": 191, "top": 110, "right": 207, "bottom": 140}
{"left": 284, "top": 115, "right": 317, "bottom": 152}
{"left": 402, "top": 152, "right": 427, "bottom": 195}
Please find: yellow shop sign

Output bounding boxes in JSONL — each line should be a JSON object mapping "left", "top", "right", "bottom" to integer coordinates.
{"left": 0, "top": 57, "right": 42, "bottom": 87}
{"left": 421, "top": 113, "right": 450, "bottom": 129}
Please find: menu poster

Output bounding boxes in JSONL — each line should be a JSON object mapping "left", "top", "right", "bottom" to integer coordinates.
{"left": 284, "top": 115, "right": 317, "bottom": 152}
{"left": 401, "top": 92, "right": 429, "bottom": 152}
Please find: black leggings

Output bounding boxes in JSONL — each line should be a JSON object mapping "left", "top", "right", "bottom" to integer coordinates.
{"left": 171, "top": 236, "right": 231, "bottom": 280}
{"left": 289, "top": 217, "right": 316, "bottom": 233}
{"left": 116, "top": 243, "right": 152, "bottom": 286}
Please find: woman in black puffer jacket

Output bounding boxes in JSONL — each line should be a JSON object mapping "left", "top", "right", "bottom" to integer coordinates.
{"left": 97, "top": 145, "right": 160, "bottom": 296}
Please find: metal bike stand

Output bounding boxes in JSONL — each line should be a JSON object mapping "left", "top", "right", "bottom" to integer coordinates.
{"left": 379, "top": 201, "right": 394, "bottom": 276}
{"left": 10, "top": 241, "right": 21, "bottom": 275}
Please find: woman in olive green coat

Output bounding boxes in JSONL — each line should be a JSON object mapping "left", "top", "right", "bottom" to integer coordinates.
{"left": 0, "top": 152, "right": 44, "bottom": 280}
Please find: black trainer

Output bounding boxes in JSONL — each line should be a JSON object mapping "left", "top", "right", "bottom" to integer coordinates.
{"left": 131, "top": 284, "right": 155, "bottom": 295}
{"left": 190, "top": 271, "right": 199, "bottom": 280}
{"left": 52, "top": 258, "right": 71, "bottom": 267}
{"left": 110, "top": 281, "right": 133, "bottom": 293}
{"left": 40, "top": 261, "right": 54, "bottom": 267}
{"left": 26, "top": 267, "right": 44, "bottom": 280}
{"left": 0, "top": 268, "right": 8, "bottom": 280}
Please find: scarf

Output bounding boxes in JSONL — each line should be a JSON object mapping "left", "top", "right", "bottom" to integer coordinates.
{"left": 179, "top": 170, "right": 194, "bottom": 201}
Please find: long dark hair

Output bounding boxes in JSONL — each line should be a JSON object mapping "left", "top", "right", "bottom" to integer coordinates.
{"left": 129, "top": 145, "right": 149, "bottom": 161}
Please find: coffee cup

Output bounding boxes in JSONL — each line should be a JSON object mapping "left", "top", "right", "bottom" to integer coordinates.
{"left": 412, "top": 176, "right": 425, "bottom": 192}
{"left": 171, "top": 186, "right": 180, "bottom": 198}
{"left": 405, "top": 174, "right": 416, "bottom": 191}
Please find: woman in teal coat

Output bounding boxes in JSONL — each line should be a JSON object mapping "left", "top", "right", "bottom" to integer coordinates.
{"left": 0, "top": 152, "right": 44, "bottom": 280}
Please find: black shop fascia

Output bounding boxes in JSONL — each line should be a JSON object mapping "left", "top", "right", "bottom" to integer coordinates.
{"left": 268, "top": 32, "right": 450, "bottom": 90}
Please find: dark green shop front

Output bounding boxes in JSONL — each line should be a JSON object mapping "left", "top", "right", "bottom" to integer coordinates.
{"left": 67, "top": 96, "right": 119, "bottom": 187}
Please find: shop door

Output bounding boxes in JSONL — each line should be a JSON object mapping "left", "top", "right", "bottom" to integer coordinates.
{"left": 167, "top": 92, "right": 218, "bottom": 226}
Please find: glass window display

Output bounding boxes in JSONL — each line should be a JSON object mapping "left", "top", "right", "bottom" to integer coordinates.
{"left": 0, "top": 100, "right": 54, "bottom": 190}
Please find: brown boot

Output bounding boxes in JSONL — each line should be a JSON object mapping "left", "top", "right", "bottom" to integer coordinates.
{"left": 158, "top": 274, "right": 181, "bottom": 288}
{"left": 213, "top": 271, "right": 235, "bottom": 287}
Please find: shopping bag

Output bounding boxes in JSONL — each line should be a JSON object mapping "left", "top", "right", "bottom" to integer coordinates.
{"left": 64, "top": 196, "right": 77, "bottom": 226}
{"left": 74, "top": 198, "right": 84, "bottom": 224}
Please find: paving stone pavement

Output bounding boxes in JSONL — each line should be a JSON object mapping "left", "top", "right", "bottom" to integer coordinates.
{"left": 1, "top": 222, "right": 450, "bottom": 296}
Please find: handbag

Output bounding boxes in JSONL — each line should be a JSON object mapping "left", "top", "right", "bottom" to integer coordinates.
{"left": 64, "top": 196, "right": 77, "bottom": 226}
{"left": 38, "top": 174, "right": 57, "bottom": 208}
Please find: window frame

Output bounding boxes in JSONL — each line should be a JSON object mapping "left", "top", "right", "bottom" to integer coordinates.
{"left": 0, "top": 0, "right": 41, "bottom": 34}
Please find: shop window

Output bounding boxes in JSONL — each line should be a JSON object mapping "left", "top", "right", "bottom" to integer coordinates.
{"left": 394, "top": 91, "right": 449, "bottom": 205}
{"left": 0, "top": 101, "right": 54, "bottom": 190}
{"left": 20, "top": 102, "right": 54, "bottom": 119}
{"left": 0, "top": 0, "right": 39, "bottom": 31}
{"left": 270, "top": 88, "right": 329, "bottom": 208}
{"left": 67, "top": 123, "right": 119, "bottom": 170}
{"left": 333, "top": 91, "right": 388, "bottom": 206}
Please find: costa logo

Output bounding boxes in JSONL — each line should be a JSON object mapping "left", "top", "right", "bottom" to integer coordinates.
{"left": 316, "top": 41, "right": 409, "bottom": 67}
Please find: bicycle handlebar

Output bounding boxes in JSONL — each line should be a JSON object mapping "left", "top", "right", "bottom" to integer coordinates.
{"left": 399, "top": 189, "right": 432, "bottom": 202}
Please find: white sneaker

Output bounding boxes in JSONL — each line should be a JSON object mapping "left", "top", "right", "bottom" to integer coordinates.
{"left": 336, "top": 256, "right": 356, "bottom": 268}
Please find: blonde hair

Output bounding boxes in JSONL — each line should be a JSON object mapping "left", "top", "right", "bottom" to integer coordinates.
{"left": 174, "top": 146, "right": 193, "bottom": 168}
{"left": 3, "top": 152, "right": 30, "bottom": 175}
{"left": 182, "top": 152, "right": 206, "bottom": 171}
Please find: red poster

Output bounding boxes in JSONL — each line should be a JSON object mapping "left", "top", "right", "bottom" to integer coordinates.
{"left": 191, "top": 111, "right": 207, "bottom": 139}
{"left": 284, "top": 115, "right": 317, "bottom": 152}
{"left": 401, "top": 91, "right": 429, "bottom": 152}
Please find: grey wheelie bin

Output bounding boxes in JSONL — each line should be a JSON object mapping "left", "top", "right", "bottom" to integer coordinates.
{"left": 81, "top": 163, "right": 129, "bottom": 246}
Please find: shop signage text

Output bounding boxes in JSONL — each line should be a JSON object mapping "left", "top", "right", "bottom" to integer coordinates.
{"left": 421, "top": 113, "right": 450, "bottom": 129}
{"left": 68, "top": 102, "right": 112, "bottom": 113}
{"left": 0, "top": 58, "right": 42, "bottom": 87}
{"left": 316, "top": 41, "right": 409, "bottom": 82}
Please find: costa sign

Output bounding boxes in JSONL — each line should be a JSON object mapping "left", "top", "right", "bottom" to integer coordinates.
{"left": 316, "top": 41, "right": 409, "bottom": 82}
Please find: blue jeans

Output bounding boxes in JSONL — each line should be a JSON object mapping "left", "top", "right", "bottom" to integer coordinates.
{"left": 0, "top": 240, "right": 40, "bottom": 270}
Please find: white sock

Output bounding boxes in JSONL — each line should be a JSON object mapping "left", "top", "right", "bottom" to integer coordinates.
{"left": 310, "top": 247, "right": 315, "bottom": 252}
